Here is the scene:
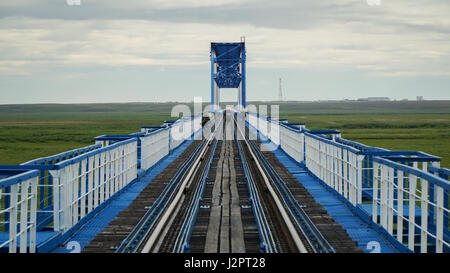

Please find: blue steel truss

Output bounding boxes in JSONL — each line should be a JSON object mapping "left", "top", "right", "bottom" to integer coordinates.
{"left": 210, "top": 42, "right": 246, "bottom": 109}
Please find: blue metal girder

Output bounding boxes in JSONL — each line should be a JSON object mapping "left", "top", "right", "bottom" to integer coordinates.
{"left": 211, "top": 42, "right": 246, "bottom": 107}
{"left": 211, "top": 43, "right": 244, "bottom": 89}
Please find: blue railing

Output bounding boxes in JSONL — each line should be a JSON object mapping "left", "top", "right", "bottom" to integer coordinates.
{"left": 95, "top": 133, "right": 145, "bottom": 169}
{"left": 15, "top": 144, "right": 102, "bottom": 231}
{"left": 0, "top": 169, "right": 39, "bottom": 253}
{"left": 245, "top": 110, "right": 449, "bottom": 253}
{"left": 371, "top": 157, "right": 449, "bottom": 252}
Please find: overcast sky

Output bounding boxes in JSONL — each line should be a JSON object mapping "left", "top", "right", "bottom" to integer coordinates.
{"left": 0, "top": 0, "right": 449, "bottom": 104}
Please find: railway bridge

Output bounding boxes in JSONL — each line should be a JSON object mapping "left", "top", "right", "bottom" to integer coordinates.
{"left": 0, "top": 41, "right": 449, "bottom": 254}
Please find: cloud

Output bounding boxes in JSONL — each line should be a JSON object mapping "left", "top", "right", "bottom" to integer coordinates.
{"left": 0, "top": 1, "right": 449, "bottom": 77}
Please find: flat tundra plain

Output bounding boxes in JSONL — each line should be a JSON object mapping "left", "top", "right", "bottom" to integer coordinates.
{"left": 0, "top": 101, "right": 449, "bottom": 168}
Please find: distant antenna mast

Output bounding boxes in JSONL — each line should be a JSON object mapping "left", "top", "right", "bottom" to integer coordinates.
{"left": 278, "top": 78, "right": 283, "bottom": 102}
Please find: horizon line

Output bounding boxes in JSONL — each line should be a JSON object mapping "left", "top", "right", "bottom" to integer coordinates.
{"left": 1, "top": 99, "right": 450, "bottom": 106}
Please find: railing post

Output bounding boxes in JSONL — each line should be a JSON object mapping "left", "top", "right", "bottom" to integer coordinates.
{"left": 9, "top": 184, "right": 18, "bottom": 253}
{"left": 420, "top": 162, "right": 428, "bottom": 253}
{"left": 65, "top": 164, "right": 73, "bottom": 232}
{"left": 343, "top": 149, "right": 348, "bottom": 199}
{"left": 168, "top": 126, "right": 172, "bottom": 152}
{"left": 380, "top": 165, "right": 388, "bottom": 228}
{"left": 87, "top": 157, "right": 94, "bottom": 214}
{"left": 93, "top": 154, "right": 100, "bottom": 211}
{"left": 49, "top": 169, "right": 61, "bottom": 231}
{"left": 72, "top": 163, "right": 79, "bottom": 227}
{"left": 19, "top": 179, "right": 29, "bottom": 253}
{"left": 357, "top": 154, "right": 365, "bottom": 204}
{"left": 430, "top": 161, "right": 440, "bottom": 225}
{"left": 435, "top": 185, "right": 444, "bottom": 253}
{"left": 408, "top": 163, "right": 418, "bottom": 251}
{"left": 397, "top": 170, "right": 404, "bottom": 243}
{"left": 338, "top": 147, "right": 343, "bottom": 195}
{"left": 372, "top": 162, "right": 379, "bottom": 224}
{"left": 300, "top": 130, "right": 304, "bottom": 162}
{"left": 30, "top": 176, "right": 37, "bottom": 253}
{"left": 387, "top": 167, "right": 395, "bottom": 235}
{"left": 80, "top": 159, "right": 87, "bottom": 219}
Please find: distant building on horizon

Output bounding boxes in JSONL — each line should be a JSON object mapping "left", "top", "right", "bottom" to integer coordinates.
{"left": 417, "top": 96, "right": 424, "bottom": 101}
{"left": 358, "top": 97, "right": 390, "bottom": 102}
{"left": 367, "top": 97, "right": 390, "bottom": 101}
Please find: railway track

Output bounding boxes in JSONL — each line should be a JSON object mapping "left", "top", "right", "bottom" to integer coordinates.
{"left": 134, "top": 110, "right": 330, "bottom": 253}
{"left": 85, "top": 110, "right": 361, "bottom": 253}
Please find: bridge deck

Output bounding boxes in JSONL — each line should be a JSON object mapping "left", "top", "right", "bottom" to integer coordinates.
{"left": 35, "top": 123, "right": 406, "bottom": 253}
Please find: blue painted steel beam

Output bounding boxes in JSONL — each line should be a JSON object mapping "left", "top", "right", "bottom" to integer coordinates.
{"left": 305, "top": 129, "right": 341, "bottom": 135}
{"left": 211, "top": 48, "right": 215, "bottom": 110}
{"left": 210, "top": 41, "right": 246, "bottom": 109}
{"left": 0, "top": 165, "right": 55, "bottom": 171}
{"left": 0, "top": 170, "right": 39, "bottom": 189}
{"left": 373, "top": 156, "right": 450, "bottom": 191}
{"left": 21, "top": 144, "right": 101, "bottom": 165}
{"left": 360, "top": 150, "right": 441, "bottom": 161}
{"left": 241, "top": 47, "right": 246, "bottom": 108}
{"left": 428, "top": 165, "right": 450, "bottom": 178}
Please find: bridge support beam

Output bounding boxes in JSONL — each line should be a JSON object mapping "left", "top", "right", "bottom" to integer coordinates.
{"left": 210, "top": 41, "right": 246, "bottom": 112}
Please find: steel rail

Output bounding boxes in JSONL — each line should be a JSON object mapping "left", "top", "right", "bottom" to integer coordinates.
{"left": 234, "top": 123, "right": 278, "bottom": 253}
{"left": 171, "top": 116, "right": 223, "bottom": 252}
{"left": 172, "top": 137, "right": 219, "bottom": 252}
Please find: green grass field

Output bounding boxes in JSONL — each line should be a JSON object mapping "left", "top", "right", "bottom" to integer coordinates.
{"left": 0, "top": 101, "right": 449, "bottom": 168}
